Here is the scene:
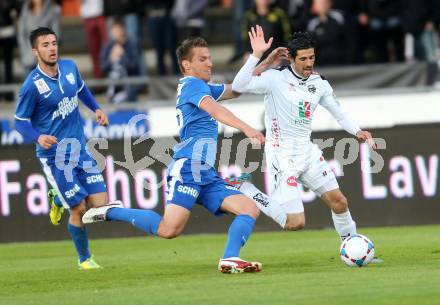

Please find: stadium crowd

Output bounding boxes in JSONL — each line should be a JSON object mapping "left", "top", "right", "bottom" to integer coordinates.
{"left": 0, "top": 0, "right": 439, "bottom": 103}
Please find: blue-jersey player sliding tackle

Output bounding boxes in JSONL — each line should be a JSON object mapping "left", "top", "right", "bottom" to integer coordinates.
{"left": 15, "top": 26, "right": 270, "bottom": 273}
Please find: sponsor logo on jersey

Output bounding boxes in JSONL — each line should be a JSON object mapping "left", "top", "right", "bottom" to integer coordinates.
{"left": 307, "top": 84, "right": 316, "bottom": 94}
{"left": 286, "top": 176, "right": 297, "bottom": 187}
{"left": 271, "top": 118, "right": 280, "bottom": 147}
{"left": 298, "top": 100, "right": 311, "bottom": 119}
{"left": 66, "top": 73, "right": 76, "bottom": 85}
{"left": 65, "top": 184, "right": 80, "bottom": 199}
{"left": 33, "top": 78, "right": 50, "bottom": 94}
{"left": 177, "top": 185, "right": 199, "bottom": 198}
{"left": 253, "top": 193, "right": 269, "bottom": 207}
{"left": 52, "top": 96, "right": 79, "bottom": 120}
{"left": 86, "top": 174, "right": 104, "bottom": 184}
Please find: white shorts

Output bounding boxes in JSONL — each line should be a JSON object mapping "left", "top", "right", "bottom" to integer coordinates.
{"left": 266, "top": 142, "right": 339, "bottom": 214}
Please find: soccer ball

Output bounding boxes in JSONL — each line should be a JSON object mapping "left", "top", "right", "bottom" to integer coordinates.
{"left": 340, "top": 234, "right": 375, "bottom": 267}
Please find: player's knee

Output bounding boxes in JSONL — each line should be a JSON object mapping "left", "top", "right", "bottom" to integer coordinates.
{"left": 284, "top": 218, "right": 305, "bottom": 231}
{"left": 160, "top": 227, "right": 182, "bottom": 239}
{"left": 244, "top": 204, "right": 260, "bottom": 219}
{"left": 331, "top": 195, "right": 348, "bottom": 214}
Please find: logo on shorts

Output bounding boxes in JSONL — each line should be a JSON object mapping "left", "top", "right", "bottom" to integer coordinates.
{"left": 86, "top": 174, "right": 104, "bottom": 184}
{"left": 65, "top": 184, "right": 80, "bottom": 199}
{"left": 286, "top": 176, "right": 297, "bottom": 187}
{"left": 253, "top": 193, "right": 269, "bottom": 207}
{"left": 177, "top": 185, "right": 199, "bottom": 198}
{"left": 225, "top": 185, "right": 238, "bottom": 191}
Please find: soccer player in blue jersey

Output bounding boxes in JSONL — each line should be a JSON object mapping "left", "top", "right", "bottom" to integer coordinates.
{"left": 14, "top": 27, "right": 125, "bottom": 269}
{"left": 83, "top": 29, "right": 270, "bottom": 273}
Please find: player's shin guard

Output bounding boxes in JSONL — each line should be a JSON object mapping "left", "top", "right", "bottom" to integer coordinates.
{"left": 223, "top": 215, "right": 255, "bottom": 259}
{"left": 332, "top": 210, "right": 356, "bottom": 240}
{"left": 67, "top": 223, "right": 91, "bottom": 263}
{"left": 106, "top": 208, "right": 161, "bottom": 236}
{"left": 239, "top": 182, "right": 287, "bottom": 228}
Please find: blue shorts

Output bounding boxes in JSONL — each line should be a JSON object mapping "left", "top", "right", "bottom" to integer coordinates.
{"left": 166, "top": 158, "right": 241, "bottom": 215}
{"left": 39, "top": 148, "right": 107, "bottom": 209}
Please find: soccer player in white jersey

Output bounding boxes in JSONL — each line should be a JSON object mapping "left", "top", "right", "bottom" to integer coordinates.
{"left": 83, "top": 30, "right": 269, "bottom": 273}
{"left": 230, "top": 29, "right": 377, "bottom": 241}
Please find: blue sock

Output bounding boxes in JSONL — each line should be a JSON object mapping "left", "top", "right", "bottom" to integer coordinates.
{"left": 54, "top": 196, "right": 62, "bottom": 207}
{"left": 67, "top": 223, "right": 91, "bottom": 263}
{"left": 106, "top": 208, "right": 161, "bottom": 236}
{"left": 223, "top": 215, "right": 256, "bottom": 259}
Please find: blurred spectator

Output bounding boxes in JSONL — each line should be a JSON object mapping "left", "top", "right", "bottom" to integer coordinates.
{"left": 359, "top": 0, "right": 404, "bottom": 63}
{"left": 229, "top": 0, "right": 252, "bottom": 63}
{"left": 100, "top": 19, "right": 139, "bottom": 103}
{"left": 400, "top": 0, "right": 438, "bottom": 85}
{"left": 171, "top": 0, "right": 209, "bottom": 41}
{"left": 145, "top": 0, "right": 179, "bottom": 75}
{"left": 242, "top": 0, "right": 290, "bottom": 61}
{"left": 104, "top": 0, "right": 147, "bottom": 77}
{"left": 0, "top": 0, "right": 20, "bottom": 101}
{"left": 18, "top": 0, "right": 61, "bottom": 74}
{"left": 80, "top": 0, "right": 108, "bottom": 79}
{"left": 307, "top": 0, "right": 346, "bottom": 66}
{"left": 332, "top": 0, "right": 365, "bottom": 64}
{"left": 277, "top": 0, "right": 312, "bottom": 32}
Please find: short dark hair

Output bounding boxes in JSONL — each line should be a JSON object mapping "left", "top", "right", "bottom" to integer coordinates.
{"left": 29, "top": 27, "right": 57, "bottom": 48}
{"left": 176, "top": 37, "right": 209, "bottom": 74}
{"left": 287, "top": 32, "right": 316, "bottom": 58}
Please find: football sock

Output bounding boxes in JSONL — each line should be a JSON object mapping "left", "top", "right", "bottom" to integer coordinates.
{"left": 223, "top": 214, "right": 255, "bottom": 259}
{"left": 106, "top": 208, "right": 161, "bottom": 236}
{"left": 67, "top": 223, "right": 91, "bottom": 263}
{"left": 239, "top": 182, "right": 287, "bottom": 228}
{"left": 332, "top": 210, "right": 357, "bottom": 240}
{"left": 54, "top": 195, "right": 62, "bottom": 208}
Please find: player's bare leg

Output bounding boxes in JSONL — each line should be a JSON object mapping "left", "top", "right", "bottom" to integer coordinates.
{"left": 156, "top": 204, "right": 191, "bottom": 239}
{"left": 321, "top": 188, "right": 356, "bottom": 240}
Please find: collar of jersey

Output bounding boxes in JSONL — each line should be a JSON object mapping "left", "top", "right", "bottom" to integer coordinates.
{"left": 288, "top": 65, "right": 309, "bottom": 82}
{"left": 37, "top": 63, "right": 61, "bottom": 81}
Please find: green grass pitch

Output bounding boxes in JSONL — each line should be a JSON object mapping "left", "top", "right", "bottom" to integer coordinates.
{"left": 1, "top": 225, "right": 440, "bottom": 305}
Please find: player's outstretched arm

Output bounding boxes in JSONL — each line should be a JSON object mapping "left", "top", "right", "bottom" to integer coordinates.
{"left": 200, "top": 96, "right": 265, "bottom": 145}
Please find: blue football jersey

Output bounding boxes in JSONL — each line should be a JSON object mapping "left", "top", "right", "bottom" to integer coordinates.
{"left": 15, "top": 59, "right": 86, "bottom": 158}
{"left": 172, "top": 76, "right": 225, "bottom": 167}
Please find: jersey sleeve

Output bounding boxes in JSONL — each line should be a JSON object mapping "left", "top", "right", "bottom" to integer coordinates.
{"left": 184, "top": 78, "right": 213, "bottom": 108}
{"left": 208, "top": 83, "right": 225, "bottom": 101}
{"left": 73, "top": 61, "right": 85, "bottom": 92}
{"left": 14, "top": 82, "right": 38, "bottom": 121}
{"left": 319, "top": 80, "right": 361, "bottom": 136}
{"left": 232, "top": 54, "right": 272, "bottom": 94}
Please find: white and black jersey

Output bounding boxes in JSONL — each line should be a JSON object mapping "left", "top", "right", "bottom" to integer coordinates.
{"left": 232, "top": 55, "right": 360, "bottom": 148}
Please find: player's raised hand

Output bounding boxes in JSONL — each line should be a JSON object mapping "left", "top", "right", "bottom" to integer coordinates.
{"left": 244, "top": 126, "right": 265, "bottom": 146}
{"left": 253, "top": 47, "right": 289, "bottom": 75}
{"left": 95, "top": 109, "right": 109, "bottom": 126}
{"left": 356, "top": 130, "right": 377, "bottom": 150}
{"left": 249, "top": 25, "right": 273, "bottom": 58}
{"left": 38, "top": 134, "right": 57, "bottom": 149}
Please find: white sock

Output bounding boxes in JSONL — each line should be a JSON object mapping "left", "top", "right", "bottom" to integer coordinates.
{"left": 332, "top": 210, "right": 357, "bottom": 240}
{"left": 239, "top": 182, "right": 287, "bottom": 228}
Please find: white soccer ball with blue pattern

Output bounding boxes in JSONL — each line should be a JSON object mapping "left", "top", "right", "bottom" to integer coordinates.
{"left": 340, "top": 234, "right": 375, "bottom": 267}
